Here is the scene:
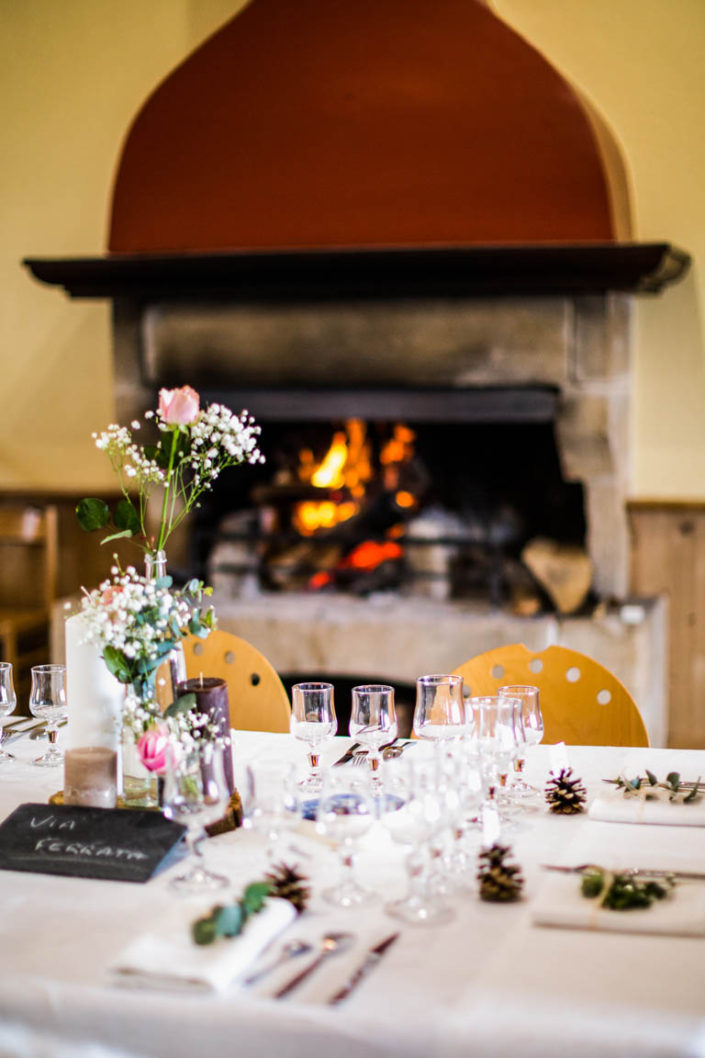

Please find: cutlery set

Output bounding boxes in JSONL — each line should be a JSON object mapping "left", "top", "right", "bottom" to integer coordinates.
{"left": 249, "top": 930, "right": 399, "bottom": 1002}
{"left": 0, "top": 716, "right": 66, "bottom": 745}
{"left": 333, "top": 739, "right": 414, "bottom": 767}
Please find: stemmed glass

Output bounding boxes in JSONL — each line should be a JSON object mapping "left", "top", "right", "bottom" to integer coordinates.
{"left": 29, "top": 664, "right": 67, "bottom": 767}
{"left": 0, "top": 663, "right": 17, "bottom": 764}
{"left": 498, "top": 684, "right": 544, "bottom": 799}
{"left": 162, "top": 741, "right": 230, "bottom": 893}
{"left": 472, "top": 696, "right": 522, "bottom": 822}
{"left": 242, "top": 759, "right": 299, "bottom": 867}
{"left": 349, "top": 684, "right": 397, "bottom": 789}
{"left": 290, "top": 682, "right": 337, "bottom": 794}
{"left": 316, "top": 765, "right": 376, "bottom": 907}
{"left": 413, "top": 674, "right": 465, "bottom": 742}
{"left": 379, "top": 752, "right": 455, "bottom": 926}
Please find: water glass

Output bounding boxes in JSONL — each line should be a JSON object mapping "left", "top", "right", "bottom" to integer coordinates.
{"left": 316, "top": 766, "right": 376, "bottom": 907}
{"left": 498, "top": 684, "right": 544, "bottom": 796}
{"left": 413, "top": 674, "right": 465, "bottom": 741}
{"left": 350, "top": 684, "right": 397, "bottom": 787}
{"left": 471, "top": 696, "right": 522, "bottom": 817}
{"left": 242, "top": 759, "right": 299, "bottom": 866}
{"left": 0, "top": 663, "right": 17, "bottom": 764}
{"left": 290, "top": 682, "right": 337, "bottom": 792}
{"left": 162, "top": 741, "right": 230, "bottom": 893}
{"left": 29, "top": 664, "right": 67, "bottom": 767}
{"left": 379, "top": 752, "right": 455, "bottom": 926}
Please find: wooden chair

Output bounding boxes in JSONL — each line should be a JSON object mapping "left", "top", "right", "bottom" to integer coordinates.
{"left": 0, "top": 503, "right": 58, "bottom": 704}
{"left": 183, "top": 628, "right": 291, "bottom": 733}
{"left": 452, "top": 642, "right": 649, "bottom": 746}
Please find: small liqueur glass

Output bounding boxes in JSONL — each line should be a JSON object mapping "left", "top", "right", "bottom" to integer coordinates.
{"left": 162, "top": 741, "right": 230, "bottom": 893}
{"left": 350, "top": 684, "right": 398, "bottom": 790}
{"left": 0, "top": 663, "right": 17, "bottom": 763}
{"left": 290, "top": 682, "right": 337, "bottom": 794}
{"left": 316, "top": 765, "right": 376, "bottom": 908}
{"left": 413, "top": 674, "right": 465, "bottom": 742}
{"left": 472, "top": 695, "right": 522, "bottom": 823}
{"left": 29, "top": 664, "right": 67, "bottom": 767}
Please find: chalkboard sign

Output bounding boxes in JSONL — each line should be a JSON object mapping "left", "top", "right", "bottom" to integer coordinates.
{"left": 0, "top": 803, "right": 186, "bottom": 883}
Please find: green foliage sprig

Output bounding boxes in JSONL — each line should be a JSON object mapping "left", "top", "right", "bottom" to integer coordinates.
{"left": 580, "top": 866, "right": 675, "bottom": 910}
{"left": 607, "top": 771, "right": 702, "bottom": 803}
{"left": 192, "top": 863, "right": 310, "bottom": 946}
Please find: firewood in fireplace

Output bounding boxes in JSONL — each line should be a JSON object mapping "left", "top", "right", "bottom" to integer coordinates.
{"left": 521, "top": 537, "right": 592, "bottom": 615}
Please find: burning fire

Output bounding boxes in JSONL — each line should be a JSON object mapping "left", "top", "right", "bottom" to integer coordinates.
{"left": 293, "top": 419, "right": 415, "bottom": 536}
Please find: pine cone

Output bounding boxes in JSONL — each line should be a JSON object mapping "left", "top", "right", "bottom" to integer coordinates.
{"left": 545, "top": 767, "right": 587, "bottom": 814}
{"left": 265, "top": 862, "right": 310, "bottom": 914}
{"left": 205, "top": 789, "right": 244, "bottom": 837}
{"left": 477, "top": 842, "right": 524, "bottom": 903}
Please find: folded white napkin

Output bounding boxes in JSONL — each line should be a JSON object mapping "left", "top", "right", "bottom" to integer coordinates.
{"left": 588, "top": 790, "right": 705, "bottom": 826}
{"left": 112, "top": 898, "right": 296, "bottom": 994}
{"left": 532, "top": 873, "right": 705, "bottom": 936}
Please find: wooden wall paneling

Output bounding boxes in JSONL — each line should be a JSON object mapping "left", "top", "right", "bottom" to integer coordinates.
{"left": 629, "top": 503, "right": 705, "bottom": 748}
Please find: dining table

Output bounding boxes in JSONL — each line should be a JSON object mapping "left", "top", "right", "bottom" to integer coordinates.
{"left": 1, "top": 728, "right": 705, "bottom": 1058}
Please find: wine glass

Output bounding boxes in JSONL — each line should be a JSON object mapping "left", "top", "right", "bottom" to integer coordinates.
{"left": 162, "top": 741, "right": 230, "bottom": 893}
{"left": 472, "top": 696, "right": 522, "bottom": 820}
{"left": 316, "top": 766, "right": 376, "bottom": 907}
{"left": 290, "top": 682, "right": 337, "bottom": 794}
{"left": 0, "top": 663, "right": 17, "bottom": 764}
{"left": 242, "top": 759, "right": 299, "bottom": 867}
{"left": 29, "top": 664, "right": 67, "bottom": 767}
{"left": 379, "top": 752, "right": 454, "bottom": 926}
{"left": 413, "top": 674, "right": 465, "bottom": 742}
{"left": 498, "top": 684, "right": 544, "bottom": 798}
{"left": 350, "top": 684, "right": 397, "bottom": 788}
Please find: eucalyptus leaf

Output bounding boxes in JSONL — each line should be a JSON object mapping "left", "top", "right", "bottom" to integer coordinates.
{"left": 114, "top": 498, "right": 140, "bottom": 533}
{"left": 666, "top": 772, "right": 681, "bottom": 790}
{"left": 164, "top": 692, "right": 197, "bottom": 718}
{"left": 645, "top": 769, "right": 658, "bottom": 786}
{"left": 100, "top": 529, "right": 134, "bottom": 544}
{"left": 102, "top": 645, "right": 132, "bottom": 684}
{"left": 192, "top": 918, "right": 217, "bottom": 946}
{"left": 215, "top": 904, "right": 243, "bottom": 938}
{"left": 76, "top": 497, "right": 110, "bottom": 532}
{"left": 242, "top": 882, "right": 271, "bottom": 916}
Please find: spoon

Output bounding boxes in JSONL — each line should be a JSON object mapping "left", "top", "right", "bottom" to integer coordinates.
{"left": 273, "top": 932, "right": 354, "bottom": 998}
{"left": 242, "top": 939, "right": 313, "bottom": 987}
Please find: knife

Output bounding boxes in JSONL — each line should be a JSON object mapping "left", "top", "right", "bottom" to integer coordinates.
{"left": 542, "top": 864, "right": 705, "bottom": 881}
{"left": 332, "top": 742, "right": 362, "bottom": 767}
{"left": 328, "top": 933, "right": 400, "bottom": 1005}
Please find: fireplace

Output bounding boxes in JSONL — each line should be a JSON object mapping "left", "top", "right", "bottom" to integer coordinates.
{"left": 24, "top": 0, "right": 689, "bottom": 742}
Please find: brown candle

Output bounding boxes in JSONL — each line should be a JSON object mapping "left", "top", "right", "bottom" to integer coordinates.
{"left": 177, "top": 677, "right": 234, "bottom": 793}
{"left": 64, "top": 746, "right": 118, "bottom": 808}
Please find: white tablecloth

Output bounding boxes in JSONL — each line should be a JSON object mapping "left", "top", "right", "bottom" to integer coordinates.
{"left": 2, "top": 733, "right": 705, "bottom": 1058}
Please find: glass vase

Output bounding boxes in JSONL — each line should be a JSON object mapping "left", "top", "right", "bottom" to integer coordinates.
{"left": 144, "top": 549, "right": 187, "bottom": 711}
{"left": 121, "top": 687, "right": 159, "bottom": 809}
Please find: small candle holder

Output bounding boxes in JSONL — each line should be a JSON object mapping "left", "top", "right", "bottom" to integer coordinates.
{"left": 64, "top": 746, "right": 118, "bottom": 808}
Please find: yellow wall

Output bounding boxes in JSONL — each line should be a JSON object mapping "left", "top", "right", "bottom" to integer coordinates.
{"left": 2, "top": 0, "right": 704, "bottom": 496}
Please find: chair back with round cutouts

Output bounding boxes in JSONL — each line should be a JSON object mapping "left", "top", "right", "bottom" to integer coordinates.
{"left": 453, "top": 642, "right": 649, "bottom": 746}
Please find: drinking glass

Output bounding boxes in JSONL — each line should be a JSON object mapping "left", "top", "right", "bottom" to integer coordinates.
{"left": 350, "top": 684, "right": 398, "bottom": 788}
{"left": 29, "top": 664, "right": 67, "bottom": 767}
{"left": 163, "top": 741, "right": 230, "bottom": 893}
{"left": 379, "top": 752, "right": 455, "bottom": 926}
{"left": 242, "top": 759, "right": 299, "bottom": 866}
{"left": 413, "top": 674, "right": 465, "bottom": 741}
{"left": 316, "top": 766, "right": 376, "bottom": 907}
{"left": 0, "top": 663, "right": 17, "bottom": 764}
{"left": 498, "top": 684, "right": 544, "bottom": 798}
{"left": 472, "top": 696, "right": 522, "bottom": 818}
{"left": 290, "top": 682, "right": 337, "bottom": 793}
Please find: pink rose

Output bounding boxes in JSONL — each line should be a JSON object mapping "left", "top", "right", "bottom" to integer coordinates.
{"left": 158, "top": 386, "right": 200, "bottom": 426}
{"left": 136, "top": 727, "right": 175, "bottom": 775}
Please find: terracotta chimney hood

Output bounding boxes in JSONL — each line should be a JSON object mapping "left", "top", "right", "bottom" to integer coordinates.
{"left": 25, "top": 0, "right": 688, "bottom": 296}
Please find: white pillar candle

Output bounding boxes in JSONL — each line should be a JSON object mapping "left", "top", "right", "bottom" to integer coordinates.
{"left": 65, "top": 613, "right": 124, "bottom": 751}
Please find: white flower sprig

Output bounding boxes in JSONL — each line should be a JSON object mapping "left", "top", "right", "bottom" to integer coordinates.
{"left": 80, "top": 563, "right": 215, "bottom": 704}
{"left": 78, "top": 386, "right": 264, "bottom": 556}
